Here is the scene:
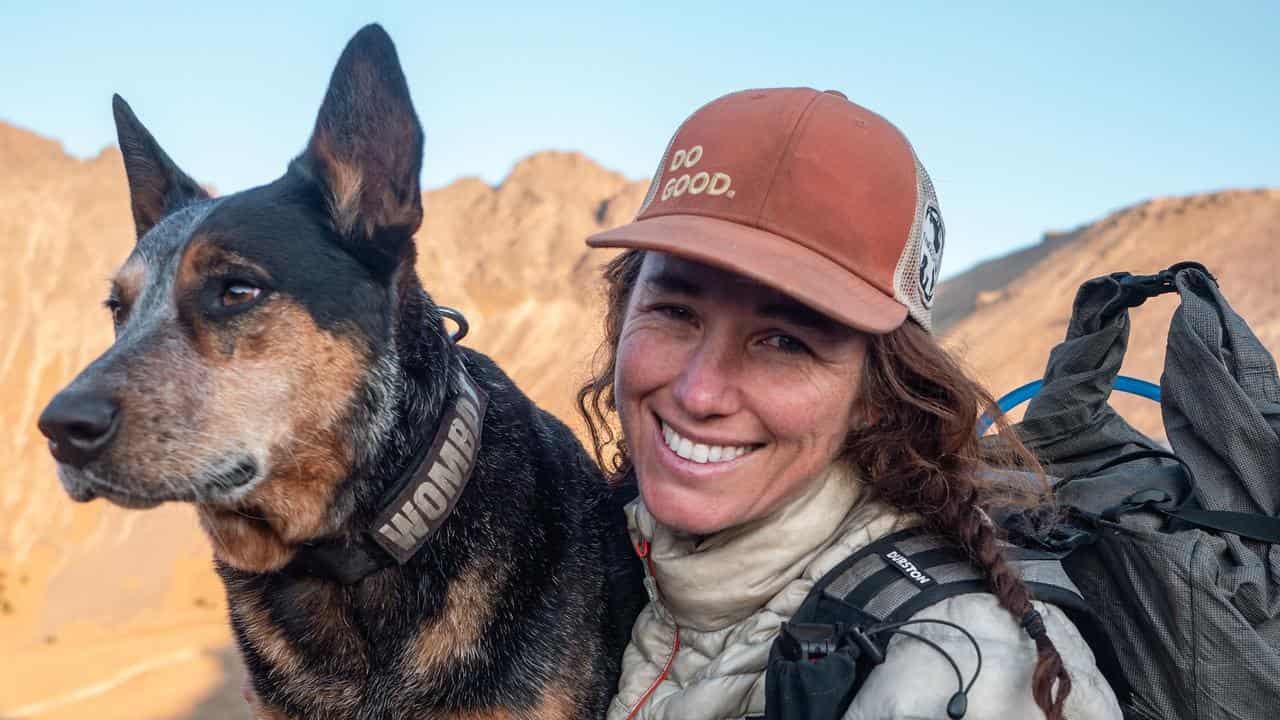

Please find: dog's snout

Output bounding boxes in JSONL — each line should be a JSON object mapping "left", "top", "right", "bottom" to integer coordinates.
{"left": 38, "top": 390, "right": 121, "bottom": 468}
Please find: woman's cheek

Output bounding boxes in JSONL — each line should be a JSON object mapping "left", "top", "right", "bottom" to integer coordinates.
{"left": 617, "top": 325, "right": 681, "bottom": 393}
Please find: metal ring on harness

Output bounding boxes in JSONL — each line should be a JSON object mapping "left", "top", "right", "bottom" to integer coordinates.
{"left": 438, "top": 307, "right": 469, "bottom": 343}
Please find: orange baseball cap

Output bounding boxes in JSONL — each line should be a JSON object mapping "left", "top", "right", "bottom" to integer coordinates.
{"left": 586, "top": 87, "right": 945, "bottom": 334}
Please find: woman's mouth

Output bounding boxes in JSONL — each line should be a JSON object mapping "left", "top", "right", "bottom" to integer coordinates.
{"left": 658, "top": 418, "right": 757, "bottom": 465}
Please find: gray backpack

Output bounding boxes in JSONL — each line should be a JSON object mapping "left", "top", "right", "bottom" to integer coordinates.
{"left": 765, "top": 263, "right": 1280, "bottom": 720}
{"left": 1001, "top": 262, "right": 1280, "bottom": 719}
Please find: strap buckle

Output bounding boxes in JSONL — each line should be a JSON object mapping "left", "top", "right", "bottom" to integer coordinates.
{"left": 1113, "top": 261, "right": 1215, "bottom": 309}
{"left": 777, "top": 622, "right": 888, "bottom": 665}
{"left": 777, "top": 622, "right": 844, "bottom": 661}
{"left": 1101, "top": 488, "right": 1175, "bottom": 522}
{"left": 1025, "top": 523, "right": 1095, "bottom": 552}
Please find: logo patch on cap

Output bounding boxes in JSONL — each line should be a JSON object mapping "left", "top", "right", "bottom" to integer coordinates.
{"left": 918, "top": 205, "right": 944, "bottom": 307}
{"left": 659, "top": 144, "right": 735, "bottom": 202}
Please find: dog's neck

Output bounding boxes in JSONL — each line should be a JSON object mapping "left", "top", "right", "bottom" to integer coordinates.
{"left": 285, "top": 293, "right": 475, "bottom": 582}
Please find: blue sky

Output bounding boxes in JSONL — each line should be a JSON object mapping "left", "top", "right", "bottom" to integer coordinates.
{"left": 1, "top": 1, "right": 1276, "bottom": 276}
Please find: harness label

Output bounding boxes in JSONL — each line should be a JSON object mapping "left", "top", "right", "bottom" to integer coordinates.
{"left": 372, "top": 370, "right": 489, "bottom": 563}
{"left": 881, "top": 547, "right": 935, "bottom": 587}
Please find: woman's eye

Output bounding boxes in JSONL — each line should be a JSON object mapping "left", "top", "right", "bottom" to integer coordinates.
{"left": 655, "top": 304, "right": 694, "bottom": 322}
{"left": 763, "top": 334, "right": 810, "bottom": 355}
{"left": 222, "top": 283, "right": 262, "bottom": 308}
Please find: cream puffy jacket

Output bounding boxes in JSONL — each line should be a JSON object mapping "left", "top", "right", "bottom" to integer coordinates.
{"left": 607, "top": 465, "right": 1122, "bottom": 720}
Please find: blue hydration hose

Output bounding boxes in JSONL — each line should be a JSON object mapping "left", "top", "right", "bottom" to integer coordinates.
{"left": 977, "top": 375, "right": 1161, "bottom": 436}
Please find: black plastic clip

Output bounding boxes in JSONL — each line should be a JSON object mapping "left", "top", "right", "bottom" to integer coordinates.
{"left": 848, "top": 626, "right": 886, "bottom": 665}
{"left": 1002, "top": 508, "right": 1094, "bottom": 552}
{"left": 1101, "top": 488, "right": 1174, "bottom": 522}
{"left": 1030, "top": 523, "right": 1094, "bottom": 552}
{"left": 1114, "top": 261, "right": 1215, "bottom": 308}
{"left": 777, "top": 622, "right": 844, "bottom": 661}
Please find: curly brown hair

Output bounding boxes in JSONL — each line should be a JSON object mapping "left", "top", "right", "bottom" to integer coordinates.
{"left": 578, "top": 249, "right": 1072, "bottom": 719}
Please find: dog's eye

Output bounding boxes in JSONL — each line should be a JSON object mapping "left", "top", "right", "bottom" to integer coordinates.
{"left": 222, "top": 283, "right": 262, "bottom": 308}
{"left": 104, "top": 298, "right": 127, "bottom": 327}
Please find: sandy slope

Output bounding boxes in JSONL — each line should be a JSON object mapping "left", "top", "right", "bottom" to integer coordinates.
{"left": 1, "top": 120, "right": 1275, "bottom": 718}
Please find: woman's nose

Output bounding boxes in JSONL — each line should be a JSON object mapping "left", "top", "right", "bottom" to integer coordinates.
{"left": 673, "top": 336, "right": 742, "bottom": 419}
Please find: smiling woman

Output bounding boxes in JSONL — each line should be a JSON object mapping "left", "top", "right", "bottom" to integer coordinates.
{"left": 579, "top": 88, "right": 1124, "bottom": 720}
{"left": 616, "top": 254, "right": 867, "bottom": 536}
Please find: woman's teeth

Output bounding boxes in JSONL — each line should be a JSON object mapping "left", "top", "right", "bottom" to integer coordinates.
{"left": 661, "top": 421, "right": 752, "bottom": 464}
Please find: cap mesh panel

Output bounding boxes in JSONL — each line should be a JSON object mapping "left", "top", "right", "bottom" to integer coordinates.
{"left": 893, "top": 151, "right": 944, "bottom": 333}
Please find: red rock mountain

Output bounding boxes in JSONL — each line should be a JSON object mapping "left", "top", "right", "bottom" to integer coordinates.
{"left": 0, "top": 121, "right": 1275, "bottom": 717}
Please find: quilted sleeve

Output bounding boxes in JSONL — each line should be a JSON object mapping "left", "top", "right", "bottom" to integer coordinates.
{"left": 842, "top": 594, "right": 1122, "bottom": 720}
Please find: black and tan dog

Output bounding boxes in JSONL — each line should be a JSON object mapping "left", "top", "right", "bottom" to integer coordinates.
{"left": 36, "top": 24, "right": 642, "bottom": 720}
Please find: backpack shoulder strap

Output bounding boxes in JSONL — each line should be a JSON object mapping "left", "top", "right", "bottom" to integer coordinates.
{"left": 795, "top": 527, "right": 1132, "bottom": 707}
{"left": 815, "top": 528, "right": 1081, "bottom": 620}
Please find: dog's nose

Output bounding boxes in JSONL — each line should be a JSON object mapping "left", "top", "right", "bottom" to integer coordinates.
{"left": 38, "top": 390, "right": 121, "bottom": 468}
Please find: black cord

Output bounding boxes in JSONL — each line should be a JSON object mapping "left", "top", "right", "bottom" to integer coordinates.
{"left": 863, "top": 618, "right": 984, "bottom": 719}
{"left": 866, "top": 618, "right": 983, "bottom": 693}
{"left": 883, "top": 628, "right": 965, "bottom": 690}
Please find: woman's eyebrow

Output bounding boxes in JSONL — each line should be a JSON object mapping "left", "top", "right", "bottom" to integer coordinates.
{"left": 644, "top": 270, "right": 703, "bottom": 297}
{"left": 756, "top": 301, "right": 840, "bottom": 333}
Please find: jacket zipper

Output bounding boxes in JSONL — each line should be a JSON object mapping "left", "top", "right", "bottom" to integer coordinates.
{"left": 624, "top": 539, "right": 681, "bottom": 720}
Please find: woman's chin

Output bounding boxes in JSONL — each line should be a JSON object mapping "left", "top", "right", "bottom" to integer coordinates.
{"left": 639, "top": 479, "right": 735, "bottom": 536}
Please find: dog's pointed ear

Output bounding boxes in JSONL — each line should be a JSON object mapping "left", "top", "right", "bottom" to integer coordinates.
{"left": 295, "top": 24, "right": 424, "bottom": 274}
{"left": 112, "top": 94, "right": 210, "bottom": 239}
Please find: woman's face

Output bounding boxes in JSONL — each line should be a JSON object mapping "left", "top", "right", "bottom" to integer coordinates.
{"left": 615, "top": 253, "right": 869, "bottom": 536}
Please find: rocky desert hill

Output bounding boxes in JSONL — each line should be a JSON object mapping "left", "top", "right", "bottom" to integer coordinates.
{"left": 0, "top": 119, "right": 1275, "bottom": 718}
{"left": 939, "top": 188, "right": 1280, "bottom": 433}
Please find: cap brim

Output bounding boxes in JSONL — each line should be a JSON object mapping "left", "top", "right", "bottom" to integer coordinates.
{"left": 586, "top": 214, "right": 907, "bottom": 334}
